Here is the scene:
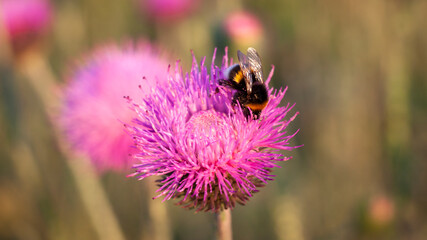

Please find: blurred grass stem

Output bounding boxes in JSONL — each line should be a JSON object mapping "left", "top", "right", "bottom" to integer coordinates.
{"left": 1, "top": 9, "right": 42, "bottom": 194}
{"left": 143, "top": 180, "right": 171, "bottom": 240}
{"left": 0, "top": 11, "right": 12, "bottom": 64}
{"left": 17, "top": 52, "right": 126, "bottom": 240}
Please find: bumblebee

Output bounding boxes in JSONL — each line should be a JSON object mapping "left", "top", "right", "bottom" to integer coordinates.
{"left": 220, "top": 47, "right": 269, "bottom": 119}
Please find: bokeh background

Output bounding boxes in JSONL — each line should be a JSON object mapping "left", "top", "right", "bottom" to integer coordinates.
{"left": 1, "top": 0, "right": 427, "bottom": 239}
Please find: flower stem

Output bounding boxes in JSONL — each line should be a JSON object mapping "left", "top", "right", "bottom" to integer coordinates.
{"left": 216, "top": 209, "right": 233, "bottom": 240}
{"left": 18, "top": 52, "right": 126, "bottom": 240}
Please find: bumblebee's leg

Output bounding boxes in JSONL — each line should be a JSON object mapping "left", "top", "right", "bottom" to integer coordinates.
{"left": 240, "top": 108, "right": 260, "bottom": 120}
{"left": 242, "top": 107, "right": 252, "bottom": 119}
{"left": 232, "top": 92, "right": 253, "bottom": 119}
{"left": 219, "top": 79, "right": 237, "bottom": 89}
{"left": 231, "top": 94, "right": 239, "bottom": 107}
{"left": 231, "top": 91, "right": 245, "bottom": 106}
{"left": 252, "top": 110, "right": 261, "bottom": 119}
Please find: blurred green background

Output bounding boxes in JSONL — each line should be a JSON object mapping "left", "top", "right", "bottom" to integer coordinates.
{"left": 1, "top": 0, "right": 427, "bottom": 239}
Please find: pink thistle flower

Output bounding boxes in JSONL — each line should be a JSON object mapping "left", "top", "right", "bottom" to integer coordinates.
{"left": 128, "top": 48, "right": 301, "bottom": 212}
{"left": 139, "top": 0, "right": 199, "bottom": 22}
{"left": 223, "top": 11, "right": 263, "bottom": 45}
{"left": 0, "top": 0, "right": 52, "bottom": 41}
{"left": 60, "top": 42, "right": 170, "bottom": 172}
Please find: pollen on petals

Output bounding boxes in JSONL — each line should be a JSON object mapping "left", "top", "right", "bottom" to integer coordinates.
{"left": 185, "top": 110, "right": 228, "bottom": 142}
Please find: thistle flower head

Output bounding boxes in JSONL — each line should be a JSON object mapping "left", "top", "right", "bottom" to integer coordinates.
{"left": 60, "top": 42, "right": 170, "bottom": 172}
{"left": 0, "top": 0, "right": 52, "bottom": 41}
{"left": 139, "top": 0, "right": 199, "bottom": 22}
{"left": 223, "top": 11, "right": 263, "bottom": 46}
{"left": 128, "top": 48, "right": 300, "bottom": 212}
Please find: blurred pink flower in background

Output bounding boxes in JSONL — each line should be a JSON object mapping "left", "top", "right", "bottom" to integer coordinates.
{"left": 368, "top": 194, "right": 395, "bottom": 226}
{"left": 223, "top": 11, "right": 263, "bottom": 45}
{"left": 0, "top": 0, "right": 52, "bottom": 41}
{"left": 139, "top": 0, "right": 199, "bottom": 22}
{"left": 60, "top": 42, "right": 171, "bottom": 172}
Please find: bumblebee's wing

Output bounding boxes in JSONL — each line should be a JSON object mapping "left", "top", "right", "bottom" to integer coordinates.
{"left": 237, "top": 50, "right": 253, "bottom": 93}
{"left": 247, "top": 47, "right": 264, "bottom": 83}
